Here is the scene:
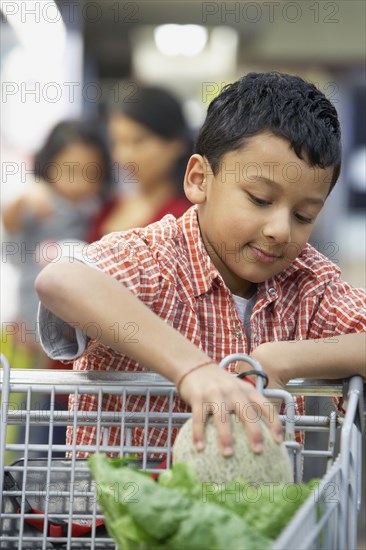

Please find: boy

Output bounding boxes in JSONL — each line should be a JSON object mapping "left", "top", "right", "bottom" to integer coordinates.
{"left": 36, "top": 72, "right": 365, "bottom": 458}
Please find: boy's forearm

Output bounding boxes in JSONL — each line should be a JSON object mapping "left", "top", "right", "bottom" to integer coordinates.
{"left": 35, "top": 261, "right": 210, "bottom": 384}
{"left": 252, "top": 333, "right": 366, "bottom": 385}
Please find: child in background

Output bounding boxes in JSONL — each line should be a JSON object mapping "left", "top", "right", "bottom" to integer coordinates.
{"left": 88, "top": 86, "right": 191, "bottom": 242}
{"left": 36, "top": 73, "right": 365, "bottom": 456}
{"left": 2, "top": 119, "right": 112, "bottom": 355}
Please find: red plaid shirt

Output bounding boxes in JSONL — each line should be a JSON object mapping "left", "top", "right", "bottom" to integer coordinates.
{"left": 67, "top": 206, "right": 365, "bottom": 454}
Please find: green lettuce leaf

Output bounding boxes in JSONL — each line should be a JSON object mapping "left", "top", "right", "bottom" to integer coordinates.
{"left": 88, "top": 455, "right": 315, "bottom": 549}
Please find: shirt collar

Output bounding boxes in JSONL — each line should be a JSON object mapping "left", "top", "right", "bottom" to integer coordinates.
{"left": 273, "top": 243, "right": 340, "bottom": 283}
{"left": 179, "top": 206, "right": 224, "bottom": 297}
{"left": 258, "top": 244, "right": 341, "bottom": 300}
{"left": 273, "top": 247, "right": 317, "bottom": 282}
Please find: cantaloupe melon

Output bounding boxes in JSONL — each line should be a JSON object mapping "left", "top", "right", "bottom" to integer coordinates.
{"left": 173, "top": 416, "right": 293, "bottom": 484}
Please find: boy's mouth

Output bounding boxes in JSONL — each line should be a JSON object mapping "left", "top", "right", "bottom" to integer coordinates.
{"left": 248, "top": 245, "right": 282, "bottom": 264}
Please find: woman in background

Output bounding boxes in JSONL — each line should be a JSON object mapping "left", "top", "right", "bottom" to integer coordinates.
{"left": 88, "top": 86, "right": 192, "bottom": 242}
{"left": 2, "top": 118, "right": 112, "bottom": 355}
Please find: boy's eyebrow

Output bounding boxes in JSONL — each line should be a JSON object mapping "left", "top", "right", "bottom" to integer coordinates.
{"left": 302, "top": 196, "right": 325, "bottom": 206}
{"left": 250, "top": 176, "right": 325, "bottom": 206}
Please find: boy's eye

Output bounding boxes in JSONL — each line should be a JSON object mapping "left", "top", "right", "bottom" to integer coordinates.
{"left": 247, "top": 193, "right": 271, "bottom": 206}
{"left": 295, "top": 213, "right": 314, "bottom": 224}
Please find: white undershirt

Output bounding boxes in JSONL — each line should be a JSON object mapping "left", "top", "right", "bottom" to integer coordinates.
{"left": 232, "top": 294, "right": 249, "bottom": 325}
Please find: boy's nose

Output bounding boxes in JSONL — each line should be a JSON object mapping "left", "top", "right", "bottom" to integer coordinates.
{"left": 262, "top": 210, "right": 292, "bottom": 244}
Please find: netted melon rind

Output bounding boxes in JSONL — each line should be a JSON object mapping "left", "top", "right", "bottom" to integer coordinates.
{"left": 173, "top": 416, "right": 293, "bottom": 484}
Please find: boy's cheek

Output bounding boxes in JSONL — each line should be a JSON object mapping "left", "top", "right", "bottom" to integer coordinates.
{"left": 283, "top": 240, "right": 309, "bottom": 262}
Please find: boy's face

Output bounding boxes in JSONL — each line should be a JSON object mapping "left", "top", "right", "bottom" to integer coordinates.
{"left": 184, "top": 132, "right": 333, "bottom": 297}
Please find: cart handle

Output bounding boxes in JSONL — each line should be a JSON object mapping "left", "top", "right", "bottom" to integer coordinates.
{"left": 219, "top": 353, "right": 296, "bottom": 441}
{"left": 1, "top": 355, "right": 363, "bottom": 398}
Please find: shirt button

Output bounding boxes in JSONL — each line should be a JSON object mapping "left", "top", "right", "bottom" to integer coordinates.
{"left": 235, "top": 328, "right": 242, "bottom": 339}
{"left": 268, "top": 287, "right": 277, "bottom": 297}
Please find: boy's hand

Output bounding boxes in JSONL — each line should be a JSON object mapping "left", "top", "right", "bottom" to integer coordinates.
{"left": 177, "top": 362, "right": 284, "bottom": 457}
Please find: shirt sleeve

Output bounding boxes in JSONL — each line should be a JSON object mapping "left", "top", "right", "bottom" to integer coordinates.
{"left": 307, "top": 279, "right": 365, "bottom": 414}
{"left": 85, "top": 230, "right": 162, "bottom": 305}
{"left": 38, "top": 232, "right": 162, "bottom": 361}
{"left": 308, "top": 278, "right": 366, "bottom": 338}
{"left": 37, "top": 241, "right": 100, "bottom": 361}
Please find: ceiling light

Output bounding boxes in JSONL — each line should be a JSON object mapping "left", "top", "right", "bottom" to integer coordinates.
{"left": 154, "top": 24, "right": 208, "bottom": 57}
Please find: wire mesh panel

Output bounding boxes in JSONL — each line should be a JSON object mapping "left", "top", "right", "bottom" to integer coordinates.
{"left": 0, "top": 360, "right": 190, "bottom": 549}
{"left": 0, "top": 355, "right": 364, "bottom": 549}
{"left": 273, "top": 376, "right": 364, "bottom": 550}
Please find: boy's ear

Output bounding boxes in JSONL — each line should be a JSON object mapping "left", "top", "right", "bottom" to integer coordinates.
{"left": 183, "top": 154, "right": 209, "bottom": 204}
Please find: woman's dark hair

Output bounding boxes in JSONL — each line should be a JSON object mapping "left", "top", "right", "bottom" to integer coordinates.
{"left": 196, "top": 72, "right": 342, "bottom": 192}
{"left": 34, "top": 119, "right": 112, "bottom": 197}
{"left": 110, "top": 85, "right": 193, "bottom": 192}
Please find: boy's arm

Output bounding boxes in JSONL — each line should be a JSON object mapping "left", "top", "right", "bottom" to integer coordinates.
{"left": 248, "top": 334, "right": 366, "bottom": 388}
{"left": 35, "top": 260, "right": 284, "bottom": 455}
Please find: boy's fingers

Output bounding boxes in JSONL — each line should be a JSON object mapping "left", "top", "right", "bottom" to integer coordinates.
{"left": 212, "top": 408, "right": 234, "bottom": 457}
{"left": 264, "top": 404, "right": 284, "bottom": 443}
{"left": 236, "top": 382, "right": 283, "bottom": 448}
{"left": 250, "top": 387, "right": 284, "bottom": 443}
{"left": 237, "top": 401, "right": 265, "bottom": 453}
{"left": 191, "top": 402, "right": 206, "bottom": 452}
{"left": 184, "top": 374, "right": 283, "bottom": 456}
{"left": 192, "top": 398, "right": 234, "bottom": 456}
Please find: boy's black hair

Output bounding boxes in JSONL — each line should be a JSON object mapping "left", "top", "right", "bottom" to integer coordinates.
{"left": 196, "top": 72, "right": 341, "bottom": 191}
{"left": 34, "top": 119, "right": 112, "bottom": 197}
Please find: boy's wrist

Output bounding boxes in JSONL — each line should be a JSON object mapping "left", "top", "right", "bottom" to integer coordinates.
{"left": 250, "top": 341, "right": 293, "bottom": 387}
{"left": 167, "top": 352, "right": 216, "bottom": 387}
{"left": 175, "top": 359, "right": 216, "bottom": 393}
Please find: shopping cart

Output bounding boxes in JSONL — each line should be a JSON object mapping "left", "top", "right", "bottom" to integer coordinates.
{"left": 0, "top": 352, "right": 364, "bottom": 549}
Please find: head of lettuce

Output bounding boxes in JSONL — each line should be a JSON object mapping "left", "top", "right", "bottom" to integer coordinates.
{"left": 88, "top": 454, "right": 315, "bottom": 549}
